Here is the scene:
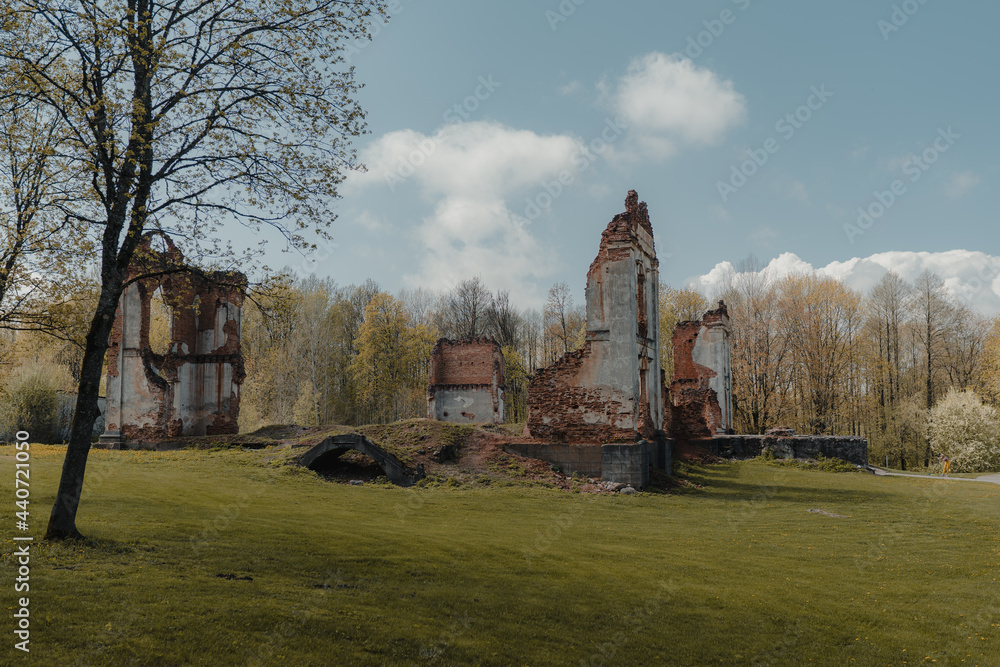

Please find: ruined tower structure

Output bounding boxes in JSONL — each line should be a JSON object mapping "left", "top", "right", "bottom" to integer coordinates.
{"left": 527, "top": 190, "right": 663, "bottom": 442}
{"left": 669, "top": 301, "right": 733, "bottom": 440}
{"left": 427, "top": 338, "right": 504, "bottom": 424}
{"left": 101, "top": 234, "right": 246, "bottom": 446}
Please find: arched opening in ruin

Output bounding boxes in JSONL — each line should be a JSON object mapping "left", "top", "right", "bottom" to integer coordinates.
{"left": 306, "top": 447, "right": 385, "bottom": 483}
{"left": 299, "top": 434, "right": 425, "bottom": 487}
{"left": 148, "top": 287, "right": 173, "bottom": 358}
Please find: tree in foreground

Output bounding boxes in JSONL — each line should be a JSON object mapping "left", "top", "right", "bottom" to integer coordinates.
{"left": 1, "top": 0, "right": 387, "bottom": 539}
{"left": 928, "top": 389, "right": 1000, "bottom": 473}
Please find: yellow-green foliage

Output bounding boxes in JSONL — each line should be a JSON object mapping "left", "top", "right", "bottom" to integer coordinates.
{"left": 351, "top": 293, "right": 436, "bottom": 425}
{"left": 0, "top": 363, "right": 70, "bottom": 442}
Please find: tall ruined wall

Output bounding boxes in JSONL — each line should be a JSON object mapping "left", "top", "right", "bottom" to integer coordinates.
{"left": 668, "top": 301, "right": 732, "bottom": 441}
{"left": 527, "top": 190, "right": 663, "bottom": 443}
{"left": 427, "top": 338, "right": 504, "bottom": 424}
{"left": 102, "top": 235, "right": 246, "bottom": 444}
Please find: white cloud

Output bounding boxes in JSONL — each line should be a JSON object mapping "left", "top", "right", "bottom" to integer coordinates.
{"left": 751, "top": 225, "right": 778, "bottom": 243}
{"left": 945, "top": 171, "right": 981, "bottom": 198}
{"left": 355, "top": 210, "right": 385, "bottom": 232}
{"left": 557, "top": 80, "right": 583, "bottom": 95}
{"left": 346, "top": 121, "right": 585, "bottom": 306}
{"left": 710, "top": 204, "right": 730, "bottom": 221}
{"left": 588, "top": 183, "right": 612, "bottom": 199}
{"left": 348, "top": 122, "right": 581, "bottom": 199}
{"left": 887, "top": 153, "right": 916, "bottom": 173}
{"left": 776, "top": 178, "right": 810, "bottom": 204}
{"left": 688, "top": 250, "right": 1000, "bottom": 316}
{"left": 611, "top": 53, "right": 746, "bottom": 159}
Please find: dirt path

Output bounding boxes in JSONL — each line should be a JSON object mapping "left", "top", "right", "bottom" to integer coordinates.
{"left": 870, "top": 467, "right": 1000, "bottom": 485}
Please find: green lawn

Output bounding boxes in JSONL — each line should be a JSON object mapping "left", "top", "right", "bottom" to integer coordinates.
{"left": 3, "top": 445, "right": 999, "bottom": 665}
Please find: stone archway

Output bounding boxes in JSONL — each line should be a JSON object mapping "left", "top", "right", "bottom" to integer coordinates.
{"left": 300, "top": 434, "right": 426, "bottom": 487}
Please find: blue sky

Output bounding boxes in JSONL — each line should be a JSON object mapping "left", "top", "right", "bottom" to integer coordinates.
{"left": 269, "top": 0, "right": 999, "bottom": 314}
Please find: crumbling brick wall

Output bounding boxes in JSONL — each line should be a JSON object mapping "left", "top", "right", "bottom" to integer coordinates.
{"left": 527, "top": 190, "right": 663, "bottom": 443}
{"left": 668, "top": 301, "right": 732, "bottom": 441}
{"left": 427, "top": 337, "right": 504, "bottom": 424}
{"left": 102, "top": 234, "right": 246, "bottom": 444}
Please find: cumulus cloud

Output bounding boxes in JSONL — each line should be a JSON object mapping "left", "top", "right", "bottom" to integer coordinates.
{"left": 688, "top": 250, "right": 1000, "bottom": 316}
{"left": 557, "top": 80, "right": 583, "bottom": 95}
{"left": 611, "top": 53, "right": 746, "bottom": 158}
{"left": 776, "top": 178, "right": 810, "bottom": 204}
{"left": 751, "top": 225, "right": 778, "bottom": 243}
{"left": 346, "top": 121, "right": 586, "bottom": 305}
{"left": 946, "top": 171, "right": 981, "bottom": 198}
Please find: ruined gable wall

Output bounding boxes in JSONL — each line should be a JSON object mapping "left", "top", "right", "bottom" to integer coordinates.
{"left": 668, "top": 321, "right": 719, "bottom": 441}
{"left": 668, "top": 302, "right": 731, "bottom": 441}
{"left": 527, "top": 191, "right": 662, "bottom": 443}
{"left": 162, "top": 272, "right": 245, "bottom": 436}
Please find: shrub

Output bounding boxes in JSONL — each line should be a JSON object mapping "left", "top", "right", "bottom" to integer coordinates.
{"left": 0, "top": 364, "right": 68, "bottom": 443}
{"left": 928, "top": 389, "right": 1000, "bottom": 473}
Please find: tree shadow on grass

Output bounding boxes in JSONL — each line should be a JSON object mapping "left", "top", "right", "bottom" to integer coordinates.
{"left": 684, "top": 463, "right": 893, "bottom": 506}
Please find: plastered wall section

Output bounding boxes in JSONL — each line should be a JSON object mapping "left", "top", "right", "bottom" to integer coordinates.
{"left": 527, "top": 190, "right": 663, "bottom": 443}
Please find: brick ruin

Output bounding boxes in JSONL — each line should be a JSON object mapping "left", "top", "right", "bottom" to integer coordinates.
{"left": 668, "top": 302, "right": 868, "bottom": 464}
{"left": 668, "top": 301, "right": 733, "bottom": 441}
{"left": 427, "top": 337, "right": 504, "bottom": 424}
{"left": 100, "top": 234, "right": 246, "bottom": 446}
{"left": 526, "top": 190, "right": 663, "bottom": 443}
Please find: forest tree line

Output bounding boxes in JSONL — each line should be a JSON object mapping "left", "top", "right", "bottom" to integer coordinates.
{"left": 2, "top": 263, "right": 999, "bottom": 470}
{"left": 228, "top": 261, "right": 1000, "bottom": 471}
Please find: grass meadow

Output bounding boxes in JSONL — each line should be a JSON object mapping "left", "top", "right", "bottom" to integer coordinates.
{"left": 2, "top": 444, "right": 999, "bottom": 665}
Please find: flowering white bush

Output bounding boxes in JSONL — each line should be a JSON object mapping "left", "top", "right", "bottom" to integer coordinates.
{"left": 928, "top": 389, "right": 1000, "bottom": 473}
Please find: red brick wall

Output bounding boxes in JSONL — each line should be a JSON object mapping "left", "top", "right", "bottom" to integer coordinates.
{"left": 527, "top": 343, "right": 638, "bottom": 443}
{"left": 429, "top": 338, "right": 503, "bottom": 387}
{"left": 668, "top": 319, "right": 722, "bottom": 440}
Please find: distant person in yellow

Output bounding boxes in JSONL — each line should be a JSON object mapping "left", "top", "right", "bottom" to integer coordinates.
{"left": 938, "top": 453, "right": 951, "bottom": 476}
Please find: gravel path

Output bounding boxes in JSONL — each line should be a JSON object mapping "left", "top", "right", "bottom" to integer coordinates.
{"left": 870, "top": 467, "right": 1000, "bottom": 485}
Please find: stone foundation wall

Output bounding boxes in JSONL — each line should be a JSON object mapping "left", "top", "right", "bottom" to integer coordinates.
{"left": 697, "top": 435, "right": 869, "bottom": 466}
{"left": 502, "top": 438, "right": 671, "bottom": 486}
{"left": 430, "top": 386, "right": 499, "bottom": 424}
{"left": 502, "top": 442, "right": 603, "bottom": 477}
{"left": 601, "top": 443, "right": 650, "bottom": 489}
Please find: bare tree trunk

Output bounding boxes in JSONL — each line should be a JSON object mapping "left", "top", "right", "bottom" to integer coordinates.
{"left": 44, "top": 283, "right": 122, "bottom": 539}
